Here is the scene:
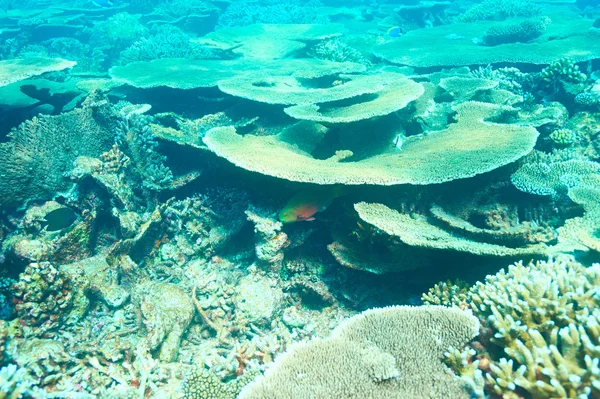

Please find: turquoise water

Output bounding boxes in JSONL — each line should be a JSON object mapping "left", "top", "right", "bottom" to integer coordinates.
{"left": 0, "top": 0, "right": 599, "bottom": 397}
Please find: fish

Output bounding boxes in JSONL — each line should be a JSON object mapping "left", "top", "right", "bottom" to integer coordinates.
{"left": 91, "top": 0, "right": 113, "bottom": 7}
{"left": 393, "top": 132, "right": 405, "bottom": 152}
{"left": 42, "top": 207, "right": 77, "bottom": 232}
{"left": 279, "top": 186, "right": 344, "bottom": 224}
{"left": 386, "top": 26, "right": 402, "bottom": 38}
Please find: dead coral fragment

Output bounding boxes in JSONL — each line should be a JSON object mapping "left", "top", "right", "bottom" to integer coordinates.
{"left": 140, "top": 282, "right": 194, "bottom": 362}
{"left": 12, "top": 262, "right": 74, "bottom": 337}
{"left": 238, "top": 305, "right": 479, "bottom": 399}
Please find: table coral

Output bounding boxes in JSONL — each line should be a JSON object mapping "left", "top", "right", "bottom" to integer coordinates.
{"left": 203, "top": 102, "right": 538, "bottom": 185}
{"left": 238, "top": 305, "right": 480, "bottom": 399}
{"left": 0, "top": 57, "right": 75, "bottom": 88}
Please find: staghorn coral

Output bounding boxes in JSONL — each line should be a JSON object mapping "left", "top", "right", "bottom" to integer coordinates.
{"left": 465, "top": 259, "right": 600, "bottom": 398}
{"left": 0, "top": 94, "right": 119, "bottom": 208}
{"left": 238, "top": 305, "right": 480, "bottom": 399}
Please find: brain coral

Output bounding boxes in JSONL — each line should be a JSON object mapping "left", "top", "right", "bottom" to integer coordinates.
{"left": 203, "top": 102, "right": 538, "bottom": 185}
{"left": 238, "top": 305, "right": 479, "bottom": 399}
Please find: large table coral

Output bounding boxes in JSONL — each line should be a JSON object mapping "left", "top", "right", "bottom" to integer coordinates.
{"left": 203, "top": 102, "right": 538, "bottom": 185}
{"left": 373, "top": 9, "right": 600, "bottom": 67}
{"left": 0, "top": 57, "right": 76, "bottom": 88}
{"left": 238, "top": 305, "right": 480, "bottom": 399}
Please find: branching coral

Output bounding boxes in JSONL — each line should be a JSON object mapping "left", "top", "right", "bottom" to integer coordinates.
{"left": 216, "top": 0, "right": 328, "bottom": 29}
{"left": 119, "top": 25, "right": 215, "bottom": 65}
{"left": 540, "top": 58, "right": 587, "bottom": 85}
{"left": 464, "top": 259, "right": 600, "bottom": 398}
{"left": 116, "top": 113, "right": 174, "bottom": 192}
{"left": 482, "top": 17, "right": 550, "bottom": 46}
{"left": 549, "top": 128, "right": 577, "bottom": 146}
{"left": 457, "top": 0, "right": 541, "bottom": 22}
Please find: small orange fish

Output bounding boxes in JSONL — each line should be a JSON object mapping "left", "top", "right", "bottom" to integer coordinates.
{"left": 279, "top": 186, "right": 344, "bottom": 224}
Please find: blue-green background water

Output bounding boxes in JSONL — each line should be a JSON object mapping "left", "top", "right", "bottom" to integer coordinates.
{"left": 0, "top": 0, "right": 599, "bottom": 397}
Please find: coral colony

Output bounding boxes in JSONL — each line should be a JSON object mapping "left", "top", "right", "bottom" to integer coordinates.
{"left": 0, "top": 0, "right": 600, "bottom": 397}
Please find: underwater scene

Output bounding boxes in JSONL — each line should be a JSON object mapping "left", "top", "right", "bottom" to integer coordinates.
{"left": 1, "top": 0, "right": 600, "bottom": 397}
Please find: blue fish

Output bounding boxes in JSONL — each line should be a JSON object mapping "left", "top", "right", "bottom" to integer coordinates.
{"left": 386, "top": 26, "right": 402, "bottom": 38}
{"left": 92, "top": 0, "right": 113, "bottom": 7}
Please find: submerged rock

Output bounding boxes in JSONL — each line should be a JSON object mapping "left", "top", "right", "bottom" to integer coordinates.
{"left": 140, "top": 282, "right": 194, "bottom": 362}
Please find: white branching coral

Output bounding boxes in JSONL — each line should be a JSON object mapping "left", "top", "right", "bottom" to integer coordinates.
{"left": 463, "top": 259, "right": 600, "bottom": 398}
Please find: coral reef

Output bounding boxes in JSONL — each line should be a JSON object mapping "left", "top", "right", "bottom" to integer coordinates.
{"left": 2, "top": 2, "right": 600, "bottom": 398}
